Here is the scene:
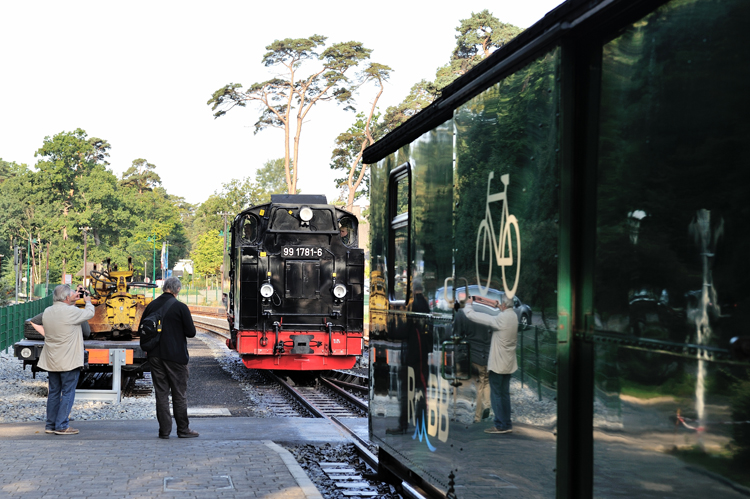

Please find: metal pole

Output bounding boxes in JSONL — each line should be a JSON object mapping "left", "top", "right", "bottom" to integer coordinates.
{"left": 152, "top": 236, "right": 156, "bottom": 299}
{"left": 81, "top": 227, "right": 90, "bottom": 287}
{"left": 14, "top": 245, "right": 19, "bottom": 304}
{"left": 26, "top": 237, "right": 30, "bottom": 299}
{"left": 165, "top": 240, "right": 169, "bottom": 279}
{"left": 45, "top": 242, "right": 50, "bottom": 296}
{"left": 219, "top": 212, "right": 230, "bottom": 294}
{"left": 521, "top": 330, "right": 526, "bottom": 388}
{"left": 535, "top": 327, "right": 542, "bottom": 401}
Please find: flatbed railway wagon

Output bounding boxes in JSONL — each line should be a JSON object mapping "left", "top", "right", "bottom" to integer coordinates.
{"left": 14, "top": 336, "right": 145, "bottom": 402}
{"left": 13, "top": 259, "right": 155, "bottom": 397}
{"left": 225, "top": 194, "right": 365, "bottom": 370}
{"left": 14, "top": 337, "right": 146, "bottom": 378}
{"left": 364, "top": 0, "right": 750, "bottom": 498}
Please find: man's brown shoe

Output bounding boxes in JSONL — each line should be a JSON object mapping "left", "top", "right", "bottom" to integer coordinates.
{"left": 54, "top": 427, "right": 79, "bottom": 435}
{"left": 177, "top": 429, "right": 199, "bottom": 438}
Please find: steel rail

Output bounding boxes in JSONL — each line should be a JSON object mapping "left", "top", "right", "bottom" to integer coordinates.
{"left": 318, "top": 376, "right": 368, "bottom": 412}
{"left": 266, "top": 371, "right": 325, "bottom": 418}
{"left": 192, "top": 319, "right": 230, "bottom": 340}
{"left": 322, "top": 376, "right": 368, "bottom": 393}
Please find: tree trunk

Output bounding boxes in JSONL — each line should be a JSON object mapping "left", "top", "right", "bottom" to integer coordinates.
{"left": 292, "top": 114, "right": 304, "bottom": 194}
{"left": 346, "top": 77, "right": 385, "bottom": 212}
{"left": 283, "top": 69, "right": 296, "bottom": 194}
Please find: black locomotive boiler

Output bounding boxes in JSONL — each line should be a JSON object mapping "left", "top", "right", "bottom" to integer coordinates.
{"left": 225, "top": 194, "right": 365, "bottom": 370}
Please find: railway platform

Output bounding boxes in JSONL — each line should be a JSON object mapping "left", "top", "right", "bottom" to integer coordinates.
{"left": 0, "top": 417, "right": 356, "bottom": 498}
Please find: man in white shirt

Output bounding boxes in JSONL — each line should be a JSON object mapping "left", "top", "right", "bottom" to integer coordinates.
{"left": 38, "top": 284, "right": 95, "bottom": 435}
{"left": 463, "top": 294, "right": 518, "bottom": 434}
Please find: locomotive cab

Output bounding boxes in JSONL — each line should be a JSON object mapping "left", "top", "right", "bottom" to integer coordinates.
{"left": 227, "top": 194, "right": 364, "bottom": 370}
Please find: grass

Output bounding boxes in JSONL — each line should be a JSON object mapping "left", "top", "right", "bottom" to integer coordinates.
{"left": 620, "top": 377, "right": 696, "bottom": 399}
{"left": 669, "top": 446, "right": 750, "bottom": 489}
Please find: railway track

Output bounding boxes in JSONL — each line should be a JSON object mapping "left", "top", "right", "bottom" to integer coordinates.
{"left": 192, "top": 317, "right": 231, "bottom": 339}
{"left": 191, "top": 311, "right": 429, "bottom": 497}
{"left": 192, "top": 316, "right": 369, "bottom": 418}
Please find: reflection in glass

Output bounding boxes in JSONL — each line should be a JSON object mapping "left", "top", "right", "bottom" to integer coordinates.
{"left": 595, "top": 0, "right": 750, "bottom": 495}
{"left": 393, "top": 226, "right": 408, "bottom": 301}
{"left": 396, "top": 174, "right": 409, "bottom": 216}
{"left": 370, "top": 43, "right": 561, "bottom": 496}
{"left": 448, "top": 45, "right": 561, "bottom": 497}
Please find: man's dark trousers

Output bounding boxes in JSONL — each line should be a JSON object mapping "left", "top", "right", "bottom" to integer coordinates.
{"left": 150, "top": 357, "right": 189, "bottom": 436}
{"left": 489, "top": 371, "right": 512, "bottom": 431}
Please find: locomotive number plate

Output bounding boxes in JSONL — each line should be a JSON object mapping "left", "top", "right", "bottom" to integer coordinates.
{"left": 282, "top": 246, "right": 324, "bottom": 258}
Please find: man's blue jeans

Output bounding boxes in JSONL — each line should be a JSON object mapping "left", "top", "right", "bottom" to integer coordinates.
{"left": 46, "top": 370, "right": 80, "bottom": 431}
{"left": 489, "top": 371, "right": 512, "bottom": 430}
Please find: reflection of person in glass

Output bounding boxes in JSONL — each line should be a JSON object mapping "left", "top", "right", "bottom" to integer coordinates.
{"left": 409, "top": 279, "right": 430, "bottom": 314}
{"left": 463, "top": 294, "right": 518, "bottom": 434}
{"left": 387, "top": 278, "right": 432, "bottom": 435}
{"left": 454, "top": 304, "right": 492, "bottom": 423}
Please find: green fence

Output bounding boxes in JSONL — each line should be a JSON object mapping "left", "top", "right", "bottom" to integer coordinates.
{"left": 515, "top": 324, "right": 558, "bottom": 402}
{"left": 0, "top": 295, "right": 54, "bottom": 351}
{"left": 176, "top": 286, "right": 224, "bottom": 307}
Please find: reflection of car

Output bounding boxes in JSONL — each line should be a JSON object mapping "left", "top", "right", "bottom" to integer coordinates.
{"left": 433, "top": 284, "right": 532, "bottom": 329}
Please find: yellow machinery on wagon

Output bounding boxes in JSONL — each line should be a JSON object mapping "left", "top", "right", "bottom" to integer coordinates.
{"left": 83, "top": 258, "right": 157, "bottom": 339}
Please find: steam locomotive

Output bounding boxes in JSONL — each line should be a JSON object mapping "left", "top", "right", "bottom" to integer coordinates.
{"left": 225, "top": 194, "right": 364, "bottom": 370}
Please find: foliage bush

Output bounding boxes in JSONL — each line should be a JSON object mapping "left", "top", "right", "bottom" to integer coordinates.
{"left": 731, "top": 379, "right": 750, "bottom": 458}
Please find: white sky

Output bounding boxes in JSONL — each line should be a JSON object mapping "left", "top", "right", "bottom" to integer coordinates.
{"left": 0, "top": 0, "right": 564, "bottom": 206}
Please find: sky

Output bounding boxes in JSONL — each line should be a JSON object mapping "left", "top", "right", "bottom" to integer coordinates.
{"left": 0, "top": 0, "right": 564, "bottom": 206}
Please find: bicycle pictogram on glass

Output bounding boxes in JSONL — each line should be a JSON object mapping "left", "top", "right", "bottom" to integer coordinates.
{"left": 475, "top": 172, "right": 521, "bottom": 299}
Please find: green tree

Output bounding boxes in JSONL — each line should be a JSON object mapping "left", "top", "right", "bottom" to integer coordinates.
{"left": 192, "top": 158, "right": 291, "bottom": 238}
{"left": 208, "top": 35, "right": 373, "bottom": 194}
{"left": 117, "top": 184, "right": 189, "bottom": 279}
{"left": 0, "top": 130, "right": 190, "bottom": 285}
{"left": 0, "top": 158, "right": 25, "bottom": 184}
{"left": 330, "top": 63, "right": 392, "bottom": 211}
{"left": 28, "top": 129, "right": 114, "bottom": 280}
{"left": 435, "top": 10, "right": 522, "bottom": 90}
{"left": 120, "top": 158, "right": 162, "bottom": 194}
{"left": 256, "top": 158, "right": 291, "bottom": 196}
{"left": 192, "top": 229, "right": 223, "bottom": 276}
{"left": 376, "top": 80, "right": 439, "bottom": 137}
{"left": 372, "top": 10, "right": 521, "bottom": 138}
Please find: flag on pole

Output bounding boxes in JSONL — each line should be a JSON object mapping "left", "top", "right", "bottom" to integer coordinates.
{"left": 160, "top": 241, "right": 167, "bottom": 271}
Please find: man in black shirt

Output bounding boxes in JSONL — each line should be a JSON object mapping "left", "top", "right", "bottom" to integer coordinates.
{"left": 142, "top": 277, "right": 198, "bottom": 439}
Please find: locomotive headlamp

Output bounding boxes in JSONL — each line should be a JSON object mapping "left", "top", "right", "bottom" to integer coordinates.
{"left": 20, "top": 348, "right": 32, "bottom": 359}
{"left": 260, "top": 283, "right": 274, "bottom": 298}
{"left": 299, "top": 206, "right": 313, "bottom": 222}
{"left": 333, "top": 284, "right": 347, "bottom": 299}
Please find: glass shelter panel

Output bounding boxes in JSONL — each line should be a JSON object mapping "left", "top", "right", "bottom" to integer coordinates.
{"left": 450, "top": 47, "right": 560, "bottom": 497}
{"left": 369, "top": 123, "right": 455, "bottom": 494}
{"left": 594, "top": 0, "right": 750, "bottom": 496}
{"left": 361, "top": 49, "right": 562, "bottom": 497}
